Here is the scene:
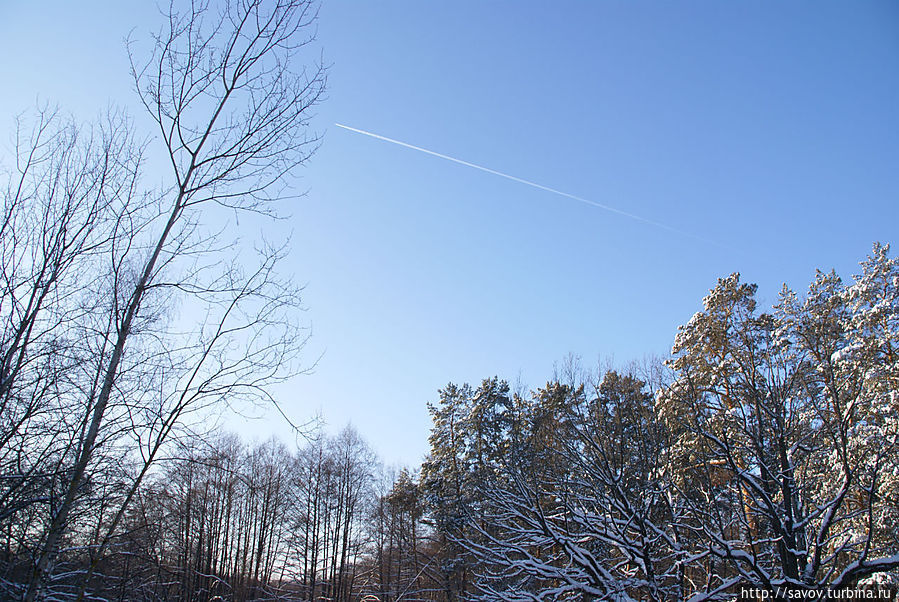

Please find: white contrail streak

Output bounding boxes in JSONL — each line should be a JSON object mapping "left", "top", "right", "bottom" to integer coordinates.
{"left": 335, "top": 122, "right": 707, "bottom": 243}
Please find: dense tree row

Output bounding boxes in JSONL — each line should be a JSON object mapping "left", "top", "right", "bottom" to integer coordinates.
{"left": 0, "top": 423, "right": 440, "bottom": 601}
{"left": 100, "top": 427, "right": 380, "bottom": 601}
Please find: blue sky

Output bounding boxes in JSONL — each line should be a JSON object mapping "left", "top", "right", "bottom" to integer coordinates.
{"left": 1, "top": 2, "right": 897, "bottom": 467}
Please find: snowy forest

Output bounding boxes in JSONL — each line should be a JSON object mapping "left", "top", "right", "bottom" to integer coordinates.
{"left": 2, "top": 0, "right": 898, "bottom": 600}
{"left": 3, "top": 232, "right": 899, "bottom": 600}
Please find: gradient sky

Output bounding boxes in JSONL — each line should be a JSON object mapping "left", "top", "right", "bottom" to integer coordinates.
{"left": 1, "top": 1, "right": 897, "bottom": 468}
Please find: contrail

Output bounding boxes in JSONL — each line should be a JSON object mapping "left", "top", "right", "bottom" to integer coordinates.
{"left": 335, "top": 122, "right": 712, "bottom": 244}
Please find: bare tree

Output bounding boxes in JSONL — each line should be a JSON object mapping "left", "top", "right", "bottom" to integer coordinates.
{"left": 365, "top": 468, "right": 436, "bottom": 602}
{"left": 8, "top": 0, "right": 326, "bottom": 599}
{"left": 0, "top": 108, "right": 144, "bottom": 594}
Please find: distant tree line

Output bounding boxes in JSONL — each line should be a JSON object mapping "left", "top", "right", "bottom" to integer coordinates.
{"left": 84, "top": 426, "right": 406, "bottom": 602}
{"left": 0, "top": 419, "right": 440, "bottom": 601}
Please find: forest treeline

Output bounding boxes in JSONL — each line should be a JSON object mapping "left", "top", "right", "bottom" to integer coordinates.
{"left": 2, "top": 246, "right": 898, "bottom": 600}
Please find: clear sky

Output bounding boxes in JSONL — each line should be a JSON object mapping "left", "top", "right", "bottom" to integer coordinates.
{"left": 1, "top": 1, "right": 897, "bottom": 468}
